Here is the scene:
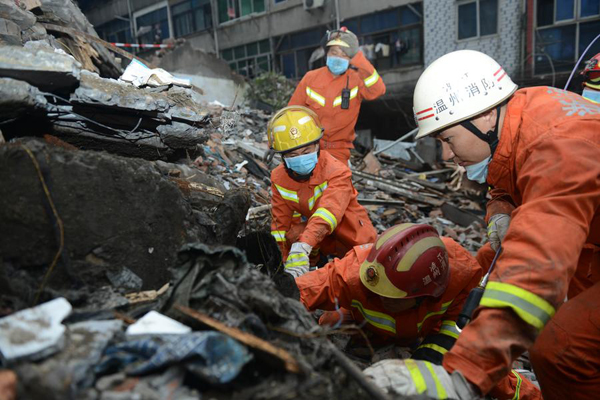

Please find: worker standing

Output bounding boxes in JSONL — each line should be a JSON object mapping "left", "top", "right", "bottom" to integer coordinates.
{"left": 288, "top": 28, "right": 385, "bottom": 164}
{"left": 581, "top": 52, "right": 600, "bottom": 104}
{"left": 267, "top": 106, "right": 376, "bottom": 277}
{"left": 297, "top": 223, "right": 541, "bottom": 400}
{"left": 363, "top": 50, "right": 600, "bottom": 400}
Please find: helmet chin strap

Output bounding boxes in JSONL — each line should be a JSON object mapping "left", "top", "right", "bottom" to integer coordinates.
{"left": 459, "top": 105, "right": 502, "bottom": 156}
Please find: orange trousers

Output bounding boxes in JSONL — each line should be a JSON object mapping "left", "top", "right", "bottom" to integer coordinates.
{"left": 529, "top": 279, "right": 600, "bottom": 400}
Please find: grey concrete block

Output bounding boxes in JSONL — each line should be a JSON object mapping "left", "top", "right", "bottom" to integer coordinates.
{"left": 0, "top": 45, "right": 80, "bottom": 92}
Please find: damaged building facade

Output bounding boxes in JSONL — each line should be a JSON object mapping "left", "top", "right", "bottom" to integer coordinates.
{"left": 81, "top": 0, "right": 600, "bottom": 138}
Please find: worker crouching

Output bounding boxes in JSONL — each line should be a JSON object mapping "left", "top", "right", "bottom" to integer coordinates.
{"left": 296, "top": 223, "right": 541, "bottom": 399}
{"left": 268, "top": 106, "right": 377, "bottom": 278}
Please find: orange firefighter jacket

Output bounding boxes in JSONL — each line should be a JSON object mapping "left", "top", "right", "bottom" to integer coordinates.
{"left": 297, "top": 237, "right": 541, "bottom": 400}
{"left": 444, "top": 87, "right": 600, "bottom": 394}
{"left": 270, "top": 151, "right": 376, "bottom": 260}
{"left": 296, "top": 237, "right": 482, "bottom": 348}
{"left": 288, "top": 51, "right": 386, "bottom": 150}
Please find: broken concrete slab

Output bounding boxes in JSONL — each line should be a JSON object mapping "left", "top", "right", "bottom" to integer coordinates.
{"left": 0, "top": 139, "right": 252, "bottom": 307}
{"left": 71, "top": 70, "right": 169, "bottom": 114}
{"left": 0, "top": 44, "right": 80, "bottom": 92}
{"left": 38, "top": 0, "right": 122, "bottom": 78}
{"left": 0, "top": 17, "right": 21, "bottom": 42}
{"left": 0, "top": 77, "right": 47, "bottom": 120}
{"left": 0, "top": 0, "right": 36, "bottom": 31}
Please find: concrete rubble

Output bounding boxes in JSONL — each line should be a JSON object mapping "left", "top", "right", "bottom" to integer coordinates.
{"left": 0, "top": 0, "right": 538, "bottom": 399}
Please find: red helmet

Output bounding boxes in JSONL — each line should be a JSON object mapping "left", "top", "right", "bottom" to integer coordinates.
{"left": 359, "top": 223, "right": 450, "bottom": 299}
{"left": 581, "top": 52, "right": 600, "bottom": 90}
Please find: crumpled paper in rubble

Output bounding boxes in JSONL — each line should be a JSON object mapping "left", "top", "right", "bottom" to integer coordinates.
{"left": 120, "top": 59, "right": 191, "bottom": 88}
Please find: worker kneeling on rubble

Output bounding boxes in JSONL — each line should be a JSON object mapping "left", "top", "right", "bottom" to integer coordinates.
{"left": 364, "top": 50, "right": 600, "bottom": 400}
{"left": 268, "top": 106, "right": 377, "bottom": 277}
{"left": 296, "top": 223, "right": 540, "bottom": 400}
{"left": 288, "top": 28, "right": 385, "bottom": 164}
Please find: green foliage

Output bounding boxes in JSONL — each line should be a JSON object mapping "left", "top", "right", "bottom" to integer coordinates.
{"left": 246, "top": 71, "right": 296, "bottom": 110}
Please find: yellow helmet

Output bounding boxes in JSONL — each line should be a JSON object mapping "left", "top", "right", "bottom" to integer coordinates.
{"left": 267, "top": 106, "right": 323, "bottom": 153}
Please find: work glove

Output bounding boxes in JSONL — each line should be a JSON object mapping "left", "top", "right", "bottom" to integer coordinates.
{"left": 329, "top": 29, "right": 359, "bottom": 59}
{"left": 487, "top": 213, "right": 510, "bottom": 251}
{"left": 284, "top": 242, "right": 312, "bottom": 278}
{"left": 363, "top": 359, "right": 482, "bottom": 400}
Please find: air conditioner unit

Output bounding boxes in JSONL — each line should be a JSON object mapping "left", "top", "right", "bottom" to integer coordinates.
{"left": 303, "top": 0, "right": 325, "bottom": 11}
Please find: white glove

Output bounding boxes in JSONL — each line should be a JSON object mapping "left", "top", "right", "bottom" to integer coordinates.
{"left": 487, "top": 213, "right": 510, "bottom": 251}
{"left": 363, "top": 359, "right": 482, "bottom": 400}
{"left": 284, "top": 242, "right": 312, "bottom": 278}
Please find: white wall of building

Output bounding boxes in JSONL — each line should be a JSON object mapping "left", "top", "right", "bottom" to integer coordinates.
{"left": 423, "top": 0, "right": 522, "bottom": 75}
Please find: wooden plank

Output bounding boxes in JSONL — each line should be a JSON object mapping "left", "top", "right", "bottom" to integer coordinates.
{"left": 40, "top": 23, "right": 156, "bottom": 68}
{"left": 352, "top": 170, "right": 442, "bottom": 207}
{"left": 174, "top": 304, "right": 302, "bottom": 374}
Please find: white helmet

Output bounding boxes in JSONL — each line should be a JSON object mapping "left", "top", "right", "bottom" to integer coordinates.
{"left": 413, "top": 50, "right": 518, "bottom": 139}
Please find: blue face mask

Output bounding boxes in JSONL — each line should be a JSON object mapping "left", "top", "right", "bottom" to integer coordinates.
{"left": 326, "top": 56, "right": 349, "bottom": 75}
{"left": 284, "top": 151, "right": 318, "bottom": 175}
{"left": 582, "top": 88, "right": 600, "bottom": 104}
{"left": 464, "top": 156, "right": 491, "bottom": 184}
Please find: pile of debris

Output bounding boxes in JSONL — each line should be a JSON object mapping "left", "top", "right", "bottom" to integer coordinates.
{"left": 0, "top": 1, "right": 499, "bottom": 399}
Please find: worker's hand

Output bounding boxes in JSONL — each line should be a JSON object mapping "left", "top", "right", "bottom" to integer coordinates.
{"left": 363, "top": 359, "right": 482, "bottom": 399}
{"left": 487, "top": 213, "right": 510, "bottom": 251}
{"left": 284, "top": 242, "right": 312, "bottom": 278}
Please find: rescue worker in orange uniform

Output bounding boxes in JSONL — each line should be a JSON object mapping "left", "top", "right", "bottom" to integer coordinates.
{"left": 267, "top": 106, "right": 377, "bottom": 278}
{"left": 363, "top": 50, "right": 600, "bottom": 400}
{"left": 288, "top": 28, "right": 386, "bottom": 164}
{"left": 297, "top": 223, "right": 541, "bottom": 400}
{"left": 580, "top": 52, "right": 600, "bottom": 104}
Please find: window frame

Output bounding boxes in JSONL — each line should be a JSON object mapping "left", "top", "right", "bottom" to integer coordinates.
{"left": 221, "top": 39, "right": 272, "bottom": 78}
{"left": 217, "top": 0, "right": 266, "bottom": 25}
{"left": 171, "top": 0, "right": 213, "bottom": 37}
{"left": 533, "top": 0, "right": 600, "bottom": 75}
{"left": 456, "top": 0, "right": 500, "bottom": 41}
{"left": 133, "top": 1, "right": 172, "bottom": 44}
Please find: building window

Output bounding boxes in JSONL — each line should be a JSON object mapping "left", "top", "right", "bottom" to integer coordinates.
{"left": 274, "top": 0, "right": 286, "bottom": 3}
{"left": 97, "top": 17, "right": 133, "bottom": 46}
{"left": 172, "top": 0, "right": 213, "bottom": 37}
{"left": 457, "top": 0, "right": 498, "bottom": 40}
{"left": 535, "top": 0, "right": 600, "bottom": 74}
{"left": 275, "top": 27, "right": 327, "bottom": 79}
{"left": 275, "top": 3, "right": 424, "bottom": 79}
{"left": 336, "top": 3, "right": 424, "bottom": 74}
{"left": 221, "top": 39, "right": 271, "bottom": 77}
{"left": 217, "top": 0, "right": 265, "bottom": 24}
{"left": 135, "top": 6, "right": 170, "bottom": 44}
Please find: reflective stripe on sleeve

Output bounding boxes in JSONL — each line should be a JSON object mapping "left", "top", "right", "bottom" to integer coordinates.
{"left": 417, "top": 300, "right": 453, "bottom": 332}
{"left": 308, "top": 181, "right": 328, "bottom": 210}
{"left": 271, "top": 230, "right": 286, "bottom": 242}
{"left": 364, "top": 69, "right": 380, "bottom": 87}
{"left": 511, "top": 370, "right": 522, "bottom": 400}
{"left": 480, "top": 282, "right": 556, "bottom": 330}
{"left": 292, "top": 211, "right": 302, "bottom": 218}
{"left": 333, "top": 86, "right": 359, "bottom": 107}
{"left": 351, "top": 300, "right": 397, "bottom": 334}
{"left": 405, "top": 359, "right": 448, "bottom": 399}
{"left": 274, "top": 184, "right": 299, "bottom": 203}
{"left": 416, "top": 343, "right": 448, "bottom": 356}
{"left": 311, "top": 207, "right": 338, "bottom": 232}
{"left": 285, "top": 253, "right": 308, "bottom": 268}
{"left": 306, "top": 87, "right": 325, "bottom": 106}
{"left": 439, "top": 320, "right": 460, "bottom": 339}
